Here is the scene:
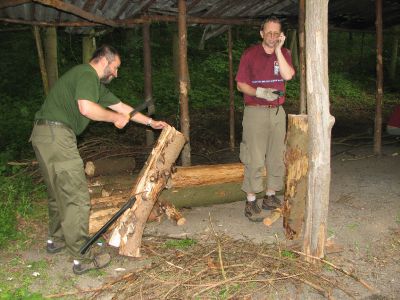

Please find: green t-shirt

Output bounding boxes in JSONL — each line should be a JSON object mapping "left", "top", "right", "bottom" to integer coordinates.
{"left": 35, "top": 64, "right": 120, "bottom": 135}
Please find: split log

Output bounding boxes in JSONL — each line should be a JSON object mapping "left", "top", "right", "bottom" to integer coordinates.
{"left": 263, "top": 208, "right": 282, "bottom": 227}
{"left": 85, "top": 157, "right": 136, "bottom": 177}
{"left": 283, "top": 114, "right": 308, "bottom": 240}
{"left": 109, "top": 126, "right": 186, "bottom": 257}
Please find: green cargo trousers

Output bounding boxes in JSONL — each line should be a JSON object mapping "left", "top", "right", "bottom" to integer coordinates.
{"left": 31, "top": 123, "right": 91, "bottom": 259}
{"left": 240, "top": 106, "right": 286, "bottom": 194}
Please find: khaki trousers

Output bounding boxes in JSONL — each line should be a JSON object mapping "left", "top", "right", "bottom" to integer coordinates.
{"left": 31, "top": 123, "right": 91, "bottom": 259}
{"left": 240, "top": 106, "right": 286, "bottom": 194}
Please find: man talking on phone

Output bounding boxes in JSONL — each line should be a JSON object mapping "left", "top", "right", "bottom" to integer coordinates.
{"left": 235, "top": 16, "right": 295, "bottom": 220}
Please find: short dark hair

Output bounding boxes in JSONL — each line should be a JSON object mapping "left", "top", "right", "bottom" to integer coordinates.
{"left": 260, "top": 16, "right": 282, "bottom": 31}
{"left": 90, "top": 45, "right": 119, "bottom": 63}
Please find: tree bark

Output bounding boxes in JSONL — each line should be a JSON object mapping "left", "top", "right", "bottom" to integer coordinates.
{"left": 82, "top": 30, "right": 96, "bottom": 63}
{"left": 143, "top": 22, "right": 155, "bottom": 146}
{"left": 44, "top": 26, "right": 58, "bottom": 88}
{"left": 374, "top": 0, "right": 383, "bottom": 156}
{"left": 108, "top": 126, "right": 186, "bottom": 257}
{"left": 298, "top": 0, "right": 307, "bottom": 114}
{"left": 228, "top": 27, "right": 235, "bottom": 151}
{"left": 303, "top": 0, "right": 335, "bottom": 262}
{"left": 283, "top": 114, "right": 308, "bottom": 240}
{"left": 178, "top": 0, "right": 191, "bottom": 166}
{"left": 33, "top": 26, "right": 49, "bottom": 95}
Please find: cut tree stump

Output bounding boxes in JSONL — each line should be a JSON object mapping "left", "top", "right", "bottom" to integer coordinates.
{"left": 85, "top": 157, "right": 136, "bottom": 177}
{"left": 108, "top": 125, "right": 186, "bottom": 257}
{"left": 283, "top": 114, "right": 309, "bottom": 240}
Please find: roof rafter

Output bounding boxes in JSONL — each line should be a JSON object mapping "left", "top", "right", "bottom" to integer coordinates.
{"left": 0, "top": 0, "right": 31, "bottom": 10}
{"left": 32, "top": 0, "right": 118, "bottom": 27}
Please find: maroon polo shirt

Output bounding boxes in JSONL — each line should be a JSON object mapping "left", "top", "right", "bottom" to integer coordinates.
{"left": 236, "top": 44, "right": 293, "bottom": 106}
{"left": 388, "top": 105, "right": 400, "bottom": 128}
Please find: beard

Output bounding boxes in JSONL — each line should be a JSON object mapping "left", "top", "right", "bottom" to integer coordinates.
{"left": 100, "top": 64, "right": 114, "bottom": 84}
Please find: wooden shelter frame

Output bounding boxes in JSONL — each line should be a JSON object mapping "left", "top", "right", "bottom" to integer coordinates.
{"left": 0, "top": 0, "right": 390, "bottom": 259}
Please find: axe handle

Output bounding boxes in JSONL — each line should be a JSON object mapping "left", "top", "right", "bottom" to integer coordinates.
{"left": 79, "top": 196, "right": 137, "bottom": 255}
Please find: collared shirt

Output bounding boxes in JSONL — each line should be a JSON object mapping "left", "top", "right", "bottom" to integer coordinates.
{"left": 236, "top": 44, "right": 293, "bottom": 106}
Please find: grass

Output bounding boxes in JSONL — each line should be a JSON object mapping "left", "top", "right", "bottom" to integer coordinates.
{"left": 163, "top": 238, "right": 197, "bottom": 250}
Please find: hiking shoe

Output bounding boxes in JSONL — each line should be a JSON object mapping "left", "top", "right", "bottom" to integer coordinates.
{"left": 72, "top": 253, "right": 111, "bottom": 275}
{"left": 244, "top": 200, "right": 261, "bottom": 218}
{"left": 262, "top": 195, "right": 282, "bottom": 210}
{"left": 46, "top": 240, "right": 66, "bottom": 254}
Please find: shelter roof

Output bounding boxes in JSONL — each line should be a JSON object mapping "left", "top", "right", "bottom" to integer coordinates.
{"left": 1, "top": 0, "right": 399, "bottom": 36}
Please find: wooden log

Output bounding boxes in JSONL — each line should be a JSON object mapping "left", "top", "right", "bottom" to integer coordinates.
{"left": 109, "top": 126, "right": 186, "bottom": 257}
{"left": 283, "top": 115, "right": 308, "bottom": 239}
{"left": 263, "top": 208, "right": 282, "bottom": 227}
{"left": 84, "top": 157, "right": 136, "bottom": 177}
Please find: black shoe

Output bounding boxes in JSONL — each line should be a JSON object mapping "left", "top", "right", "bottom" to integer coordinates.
{"left": 72, "top": 253, "right": 111, "bottom": 275}
{"left": 262, "top": 195, "right": 281, "bottom": 210}
{"left": 46, "top": 240, "right": 66, "bottom": 254}
{"left": 244, "top": 200, "right": 261, "bottom": 218}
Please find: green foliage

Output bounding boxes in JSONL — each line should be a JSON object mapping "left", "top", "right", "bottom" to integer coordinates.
{"left": 0, "top": 288, "right": 45, "bottom": 300}
{"left": 163, "top": 238, "right": 197, "bottom": 250}
{"left": 280, "top": 249, "right": 296, "bottom": 259}
{"left": 0, "top": 158, "right": 45, "bottom": 248}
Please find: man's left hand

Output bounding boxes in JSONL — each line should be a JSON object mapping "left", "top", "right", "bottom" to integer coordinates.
{"left": 275, "top": 33, "right": 286, "bottom": 50}
{"left": 150, "top": 120, "right": 168, "bottom": 129}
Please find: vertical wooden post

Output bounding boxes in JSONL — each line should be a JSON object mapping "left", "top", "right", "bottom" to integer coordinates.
{"left": 178, "top": 0, "right": 191, "bottom": 166}
{"left": 303, "top": 0, "right": 335, "bottom": 262}
{"left": 33, "top": 26, "right": 49, "bottom": 96}
{"left": 82, "top": 30, "right": 96, "bottom": 63}
{"left": 228, "top": 27, "right": 235, "bottom": 151}
{"left": 374, "top": 0, "right": 383, "bottom": 156}
{"left": 288, "top": 29, "right": 299, "bottom": 73}
{"left": 389, "top": 25, "right": 399, "bottom": 81}
{"left": 298, "top": 0, "right": 306, "bottom": 114}
{"left": 143, "top": 22, "right": 155, "bottom": 146}
{"left": 44, "top": 26, "right": 58, "bottom": 89}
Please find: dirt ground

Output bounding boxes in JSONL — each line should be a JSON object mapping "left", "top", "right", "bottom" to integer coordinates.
{"left": 1, "top": 133, "right": 400, "bottom": 299}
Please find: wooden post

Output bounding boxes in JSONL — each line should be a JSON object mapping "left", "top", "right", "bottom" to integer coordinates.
{"left": 283, "top": 115, "right": 308, "bottom": 240}
{"left": 178, "top": 0, "right": 191, "bottom": 166}
{"left": 43, "top": 26, "right": 58, "bottom": 89}
{"left": 143, "top": 22, "right": 155, "bottom": 146}
{"left": 228, "top": 27, "right": 235, "bottom": 151}
{"left": 374, "top": 0, "right": 383, "bottom": 156}
{"left": 33, "top": 26, "right": 49, "bottom": 96}
{"left": 389, "top": 25, "right": 399, "bottom": 81}
{"left": 82, "top": 29, "right": 96, "bottom": 63}
{"left": 303, "top": 0, "right": 335, "bottom": 262}
{"left": 109, "top": 126, "right": 186, "bottom": 257}
{"left": 298, "top": 0, "right": 306, "bottom": 114}
{"left": 288, "top": 29, "right": 299, "bottom": 73}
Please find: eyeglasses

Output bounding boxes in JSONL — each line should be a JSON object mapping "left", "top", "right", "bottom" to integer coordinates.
{"left": 265, "top": 32, "right": 280, "bottom": 38}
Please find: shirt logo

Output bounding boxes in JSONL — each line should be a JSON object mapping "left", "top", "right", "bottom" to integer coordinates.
{"left": 274, "top": 61, "right": 279, "bottom": 76}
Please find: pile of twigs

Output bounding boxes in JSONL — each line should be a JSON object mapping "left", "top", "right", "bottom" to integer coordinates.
{"left": 69, "top": 234, "right": 374, "bottom": 300}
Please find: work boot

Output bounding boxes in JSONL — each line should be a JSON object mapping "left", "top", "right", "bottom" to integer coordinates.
{"left": 262, "top": 195, "right": 281, "bottom": 210}
{"left": 46, "top": 240, "right": 66, "bottom": 254}
{"left": 72, "top": 252, "right": 111, "bottom": 275}
{"left": 244, "top": 200, "right": 261, "bottom": 218}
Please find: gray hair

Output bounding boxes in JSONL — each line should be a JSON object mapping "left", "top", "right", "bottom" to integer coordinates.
{"left": 90, "top": 45, "right": 120, "bottom": 63}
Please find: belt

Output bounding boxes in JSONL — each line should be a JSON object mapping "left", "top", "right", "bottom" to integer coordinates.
{"left": 35, "top": 119, "right": 69, "bottom": 128}
{"left": 245, "top": 104, "right": 280, "bottom": 108}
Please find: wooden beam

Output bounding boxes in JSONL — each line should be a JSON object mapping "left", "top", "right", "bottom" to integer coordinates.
{"left": 228, "top": 27, "right": 235, "bottom": 152}
{"left": 0, "top": 0, "right": 30, "bottom": 10}
{"left": 143, "top": 23, "right": 155, "bottom": 146}
{"left": 32, "top": 0, "right": 117, "bottom": 27}
{"left": 178, "top": 0, "right": 191, "bottom": 166}
{"left": 33, "top": 26, "right": 49, "bottom": 96}
{"left": 0, "top": 15, "right": 262, "bottom": 27}
{"left": 303, "top": 0, "right": 335, "bottom": 262}
{"left": 374, "top": 0, "right": 383, "bottom": 156}
{"left": 298, "top": 0, "right": 306, "bottom": 114}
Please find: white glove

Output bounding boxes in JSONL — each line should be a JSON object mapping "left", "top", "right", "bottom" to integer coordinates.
{"left": 255, "top": 87, "right": 279, "bottom": 101}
